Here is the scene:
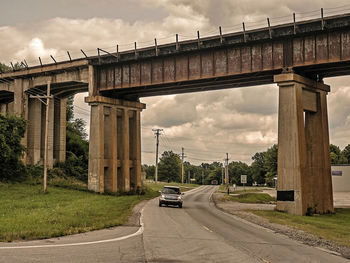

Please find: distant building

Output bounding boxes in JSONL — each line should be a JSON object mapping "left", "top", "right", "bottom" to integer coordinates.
{"left": 331, "top": 165, "right": 350, "bottom": 192}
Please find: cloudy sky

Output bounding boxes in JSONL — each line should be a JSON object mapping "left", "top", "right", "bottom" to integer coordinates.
{"left": 1, "top": 0, "right": 350, "bottom": 165}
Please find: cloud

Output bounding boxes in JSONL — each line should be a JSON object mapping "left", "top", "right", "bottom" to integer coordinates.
{"left": 15, "top": 38, "right": 57, "bottom": 61}
{"left": 1, "top": 0, "right": 350, "bottom": 165}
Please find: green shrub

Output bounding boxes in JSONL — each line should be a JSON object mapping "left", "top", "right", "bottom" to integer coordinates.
{"left": 0, "top": 114, "right": 26, "bottom": 182}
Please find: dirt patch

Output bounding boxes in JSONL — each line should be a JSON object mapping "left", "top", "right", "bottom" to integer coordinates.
{"left": 125, "top": 200, "right": 149, "bottom": 226}
{"left": 212, "top": 192, "right": 350, "bottom": 260}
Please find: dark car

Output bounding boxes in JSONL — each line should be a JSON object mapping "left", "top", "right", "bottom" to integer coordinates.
{"left": 159, "top": 186, "right": 184, "bottom": 208}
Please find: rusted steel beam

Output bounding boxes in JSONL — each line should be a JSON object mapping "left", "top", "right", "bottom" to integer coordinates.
{"left": 2, "top": 12, "right": 350, "bottom": 98}
{"left": 96, "top": 24, "right": 350, "bottom": 97}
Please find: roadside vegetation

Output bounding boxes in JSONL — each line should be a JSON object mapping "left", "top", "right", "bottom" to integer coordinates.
{"left": 220, "top": 192, "right": 275, "bottom": 204}
{"left": 252, "top": 209, "right": 350, "bottom": 248}
{"left": 0, "top": 180, "right": 198, "bottom": 242}
{"left": 0, "top": 182, "right": 159, "bottom": 242}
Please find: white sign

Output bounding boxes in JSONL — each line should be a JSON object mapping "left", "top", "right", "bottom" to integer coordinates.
{"left": 241, "top": 174, "right": 247, "bottom": 184}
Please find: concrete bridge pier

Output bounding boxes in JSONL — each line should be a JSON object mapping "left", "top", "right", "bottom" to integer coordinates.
{"left": 8, "top": 80, "right": 67, "bottom": 167}
{"left": 85, "top": 96, "right": 145, "bottom": 193}
{"left": 26, "top": 96, "right": 67, "bottom": 167}
{"left": 275, "top": 73, "right": 334, "bottom": 215}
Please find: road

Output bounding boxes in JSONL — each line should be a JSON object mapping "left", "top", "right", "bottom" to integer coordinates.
{"left": 0, "top": 185, "right": 348, "bottom": 262}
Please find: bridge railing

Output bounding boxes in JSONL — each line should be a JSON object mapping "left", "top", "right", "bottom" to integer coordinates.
{"left": 2, "top": 5, "right": 350, "bottom": 75}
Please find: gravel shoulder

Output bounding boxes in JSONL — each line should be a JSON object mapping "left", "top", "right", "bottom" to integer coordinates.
{"left": 212, "top": 192, "right": 350, "bottom": 260}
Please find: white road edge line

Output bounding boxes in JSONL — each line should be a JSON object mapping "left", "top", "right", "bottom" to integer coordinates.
{"left": 0, "top": 208, "right": 145, "bottom": 249}
{"left": 0, "top": 185, "right": 203, "bottom": 250}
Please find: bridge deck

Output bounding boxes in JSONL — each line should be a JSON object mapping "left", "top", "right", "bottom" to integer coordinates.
{"left": 1, "top": 13, "right": 350, "bottom": 99}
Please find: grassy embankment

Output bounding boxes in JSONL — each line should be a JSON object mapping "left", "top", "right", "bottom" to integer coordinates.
{"left": 0, "top": 180, "right": 198, "bottom": 242}
{"left": 218, "top": 186, "right": 273, "bottom": 204}
{"left": 221, "top": 192, "right": 275, "bottom": 203}
{"left": 252, "top": 209, "right": 350, "bottom": 248}
{"left": 217, "top": 186, "right": 350, "bottom": 248}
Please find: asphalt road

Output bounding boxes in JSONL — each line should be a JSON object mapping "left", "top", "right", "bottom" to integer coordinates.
{"left": 0, "top": 185, "right": 348, "bottom": 262}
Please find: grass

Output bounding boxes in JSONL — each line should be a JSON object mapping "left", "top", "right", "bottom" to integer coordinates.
{"left": 252, "top": 209, "right": 350, "bottom": 248}
{"left": 0, "top": 182, "right": 159, "bottom": 242}
{"left": 0, "top": 180, "right": 199, "bottom": 242}
{"left": 218, "top": 185, "right": 264, "bottom": 193}
{"left": 229, "top": 189, "right": 263, "bottom": 194}
{"left": 221, "top": 193, "right": 276, "bottom": 204}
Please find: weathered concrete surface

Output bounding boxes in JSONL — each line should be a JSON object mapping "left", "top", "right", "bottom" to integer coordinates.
{"left": 86, "top": 96, "right": 145, "bottom": 193}
{"left": 275, "top": 73, "right": 333, "bottom": 215}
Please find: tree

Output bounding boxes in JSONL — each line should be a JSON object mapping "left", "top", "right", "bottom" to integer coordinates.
{"left": 0, "top": 62, "right": 10, "bottom": 72}
{"left": 0, "top": 62, "right": 24, "bottom": 72}
{"left": 158, "top": 151, "right": 181, "bottom": 182}
{"left": 264, "top": 144, "right": 278, "bottom": 185}
{"left": 66, "top": 96, "right": 74, "bottom": 123}
{"left": 330, "top": 144, "right": 347, "bottom": 164}
{"left": 55, "top": 95, "right": 89, "bottom": 181}
{"left": 342, "top": 144, "right": 350, "bottom": 164}
{"left": 0, "top": 114, "right": 26, "bottom": 181}
{"left": 251, "top": 152, "right": 266, "bottom": 184}
{"left": 142, "top": 164, "right": 155, "bottom": 180}
{"left": 228, "top": 161, "right": 251, "bottom": 185}
{"left": 250, "top": 144, "right": 278, "bottom": 186}
{"left": 206, "top": 166, "right": 222, "bottom": 184}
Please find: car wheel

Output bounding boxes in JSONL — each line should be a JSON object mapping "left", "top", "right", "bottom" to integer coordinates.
{"left": 159, "top": 202, "right": 162, "bottom": 207}
{"left": 179, "top": 203, "right": 182, "bottom": 208}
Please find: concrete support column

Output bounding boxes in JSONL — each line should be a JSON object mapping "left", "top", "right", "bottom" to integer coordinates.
{"left": 14, "top": 79, "right": 29, "bottom": 163}
{"left": 133, "top": 110, "right": 142, "bottom": 189}
{"left": 121, "top": 108, "right": 130, "bottom": 192}
{"left": 27, "top": 98, "right": 42, "bottom": 165}
{"left": 103, "top": 107, "right": 118, "bottom": 192}
{"left": 0, "top": 104, "right": 6, "bottom": 115}
{"left": 88, "top": 104, "right": 104, "bottom": 192}
{"left": 13, "top": 79, "right": 24, "bottom": 116}
{"left": 54, "top": 98, "right": 67, "bottom": 163}
{"left": 86, "top": 96, "right": 145, "bottom": 193}
{"left": 7, "top": 102, "right": 14, "bottom": 113}
{"left": 304, "top": 91, "right": 333, "bottom": 213}
{"left": 275, "top": 73, "right": 333, "bottom": 215}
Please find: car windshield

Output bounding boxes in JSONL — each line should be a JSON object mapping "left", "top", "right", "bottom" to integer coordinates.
{"left": 162, "top": 188, "right": 180, "bottom": 194}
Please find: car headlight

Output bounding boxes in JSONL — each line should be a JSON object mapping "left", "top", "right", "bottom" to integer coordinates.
{"left": 177, "top": 196, "right": 182, "bottom": 200}
{"left": 161, "top": 194, "right": 165, "bottom": 199}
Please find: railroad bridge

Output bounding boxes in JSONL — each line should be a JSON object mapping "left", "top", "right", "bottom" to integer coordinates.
{"left": 1, "top": 13, "right": 350, "bottom": 215}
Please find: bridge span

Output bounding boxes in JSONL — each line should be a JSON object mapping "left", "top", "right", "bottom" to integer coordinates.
{"left": 1, "top": 12, "right": 350, "bottom": 215}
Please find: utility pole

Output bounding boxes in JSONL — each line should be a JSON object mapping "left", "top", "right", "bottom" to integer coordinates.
{"left": 29, "top": 80, "right": 52, "bottom": 193}
{"left": 188, "top": 170, "right": 190, "bottom": 184}
{"left": 152, "top": 128, "right": 163, "bottom": 183}
{"left": 221, "top": 165, "right": 224, "bottom": 185}
{"left": 181, "top": 147, "right": 185, "bottom": 184}
{"left": 225, "top": 153, "right": 229, "bottom": 186}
